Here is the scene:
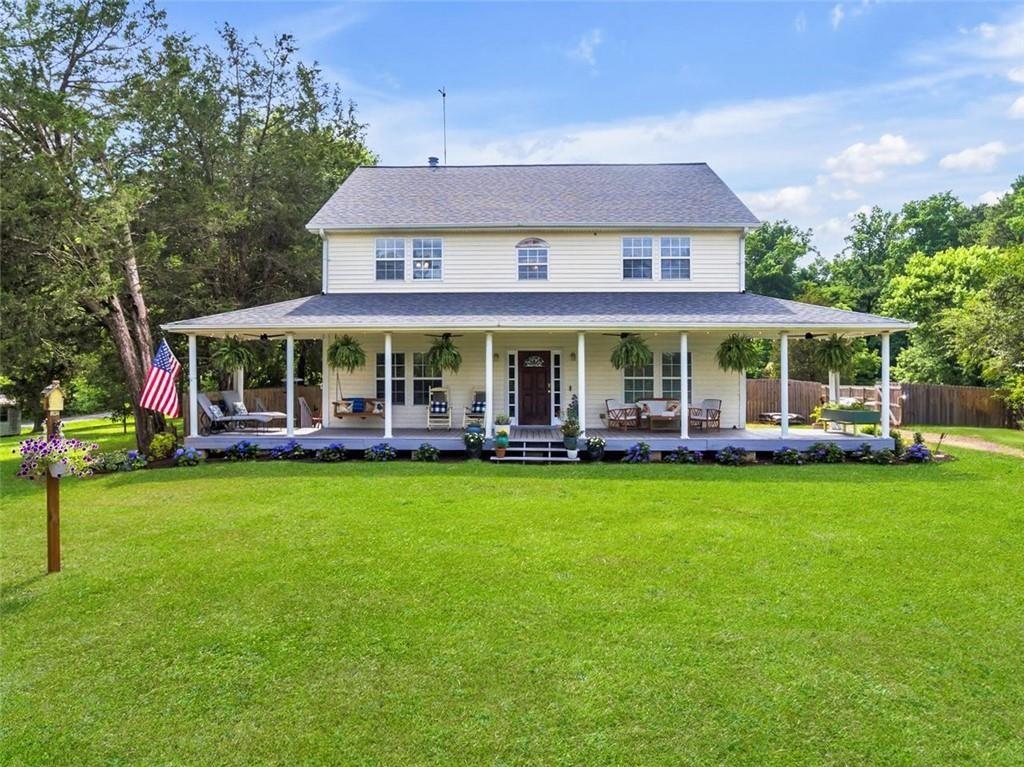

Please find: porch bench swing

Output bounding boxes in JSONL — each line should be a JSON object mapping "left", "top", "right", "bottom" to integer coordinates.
{"left": 332, "top": 396, "right": 385, "bottom": 422}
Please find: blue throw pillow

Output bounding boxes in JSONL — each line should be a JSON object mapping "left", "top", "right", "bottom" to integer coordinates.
{"left": 472, "top": 401, "right": 486, "bottom": 414}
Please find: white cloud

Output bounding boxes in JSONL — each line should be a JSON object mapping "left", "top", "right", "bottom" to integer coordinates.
{"left": 831, "top": 4, "right": 845, "bottom": 30}
{"left": 955, "top": 16, "right": 1024, "bottom": 60}
{"left": 567, "top": 29, "right": 604, "bottom": 68}
{"left": 1008, "top": 66, "right": 1024, "bottom": 83}
{"left": 1010, "top": 95, "right": 1024, "bottom": 118}
{"left": 977, "top": 190, "right": 1007, "bottom": 205}
{"left": 746, "top": 185, "right": 815, "bottom": 215}
{"left": 794, "top": 12, "right": 807, "bottom": 34}
{"left": 830, "top": 188, "right": 861, "bottom": 201}
{"left": 939, "top": 141, "right": 1008, "bottom": 171}
{"left": 824, "top": 134, "right": 926, "bottom": 183}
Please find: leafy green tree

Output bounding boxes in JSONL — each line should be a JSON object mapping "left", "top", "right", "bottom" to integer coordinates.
{"left": 828, "top": 206, "right": 900, "bottom": 313}
{"left": 976, "top": 177, "right": 1024, "bottom": 247}
{"left": 888, "top": 191, "right": 980, "bottom": 270}
{"left": 744, "top": 221, "right": 814, "bottom": 299}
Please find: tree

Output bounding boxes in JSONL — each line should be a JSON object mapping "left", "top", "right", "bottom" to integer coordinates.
{"left": 881, "top": 246, "right": 997, "bottom": 384}
{"left": 976, "top": 177, "right": 1024, "bottom": 248}
{"left": 828, "top": 206, "right": 900, "bottom": 313}
{"left": 1, "top": 0, "right": 168, "bottom": 447}
{"left": 744, "top": 221, "right": 814, "bottom": 299}
{"left": 888, "top": 191, "right": 979, "bottom": 271}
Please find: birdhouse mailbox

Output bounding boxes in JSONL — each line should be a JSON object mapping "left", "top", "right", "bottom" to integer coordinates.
{"left": 41, "top": 380, "right": 65, "bottom": 413}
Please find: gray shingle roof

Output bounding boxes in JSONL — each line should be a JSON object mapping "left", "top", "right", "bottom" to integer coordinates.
{"left": 306, "top": 164, "right": 759, "bottom": 230}
{"left": 162, "top": 292, "right": 911, "bottom": 333}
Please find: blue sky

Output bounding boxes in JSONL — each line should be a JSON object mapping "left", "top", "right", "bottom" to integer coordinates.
{"left": 164, "top": 1, "right": 1024, "bottom": 255}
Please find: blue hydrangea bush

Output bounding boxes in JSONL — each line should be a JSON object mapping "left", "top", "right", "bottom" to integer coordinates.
{"left": 364, "top": 443, "right": 397, "bottom": 462}
{"left": 772, "top": 446, "right": 803, "bottom": 465}
{"left": 413, "top": 443, "right": 440, "bottom": 462}
{"left": 662, "top": 447, "right": 701, "bottom": 464}
{"left": 621, "top": 441, "right": 651, "bottom": 463}
{"left": 805, "top": 441, "right": 846, "bottom": 464}
{"left": 315, "top": 442, "right": 347, "bottom": 462}
{"left": 173, "top": 446, "right": 204, "bottom": 467}
{"left": 715, "top": 446, "right": 748, "bottom": 466}
{"left": 223, "top": 440, "right": 259, "bottom": 461}
{"left": 269, "top": 439, "right": 306, "bottom": 460}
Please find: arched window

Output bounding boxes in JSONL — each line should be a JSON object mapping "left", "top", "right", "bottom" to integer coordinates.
{"left": 516, "top": 238, "right": 548, "bottom": 281}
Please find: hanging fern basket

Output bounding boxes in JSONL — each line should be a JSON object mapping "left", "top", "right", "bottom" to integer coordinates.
{"left": 610, "top": 335, "right": 653, "bottom": 370}
{"left": 327, "top": 335, "right": 367, "bottom": 373}
{"left": 813, "top": 334, "right": 854, "bottom": 373}
{"left": 426, "top": 334, "right": 462, "bottom": 374}
{"left": 715, "top": 334, "right": 758, "bottom": 373}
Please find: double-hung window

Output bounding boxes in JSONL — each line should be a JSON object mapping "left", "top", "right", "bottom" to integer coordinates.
{"left": 517, "top": 238, "right": 549, "bottom": 280}
{"left": 412, "top": 352, "right": 443, "bottom": 405}
{"left": 375, "top": 352, "right": 406, "bottom": 403}
{"left": 623, "top": 361, "right": 655, "bottom": 402}
{"left": 412, "top": 238, "right": 443, "bottom": 280}
{"left": 622, "top": 237, "right": 653, "bottom": 279}
{"left": 661, "top": 351, "right": 693, "bottom": 403}
{"left": 375, "top": 238, "right": 405, "bottom": 281}
{"left": 660, "top": 236, "right": 691, "bottom": 280}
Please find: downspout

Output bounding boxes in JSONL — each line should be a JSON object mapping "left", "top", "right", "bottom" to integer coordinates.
{"left": 319, "top": 228, "right": 328, "bottom": 294}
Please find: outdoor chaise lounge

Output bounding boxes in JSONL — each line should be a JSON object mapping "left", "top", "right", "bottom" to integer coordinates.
{"left": 688, "top": 399, "right": 722, "bottom": 432}
{"left": 197, "top": 393, "right": 283, "bottom": 434}
{"left": 220, "top": 391, "right": 286, "bottom": 424}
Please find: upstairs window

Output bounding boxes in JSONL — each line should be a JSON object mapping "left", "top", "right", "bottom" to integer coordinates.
{"left": 375, "top": 238, "right": 405, "bottom": 280}
{"left": 622, "top": 237, "right": 653, "bottom": 279}
{"left": 660, "top": 236, "right": 691, "bottom": 280}
{"left": 517, "top": 238, "right": 549, "bottom": 280}
{"left": 412, "top": 238, "right": 443, "bottom": 280}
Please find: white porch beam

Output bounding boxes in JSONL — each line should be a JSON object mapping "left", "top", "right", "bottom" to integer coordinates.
{"left": 679, "top": 332, "right": 689, "bottom": 439}
{"left": 780, "top": 332, "right": 790, "bottom": 437}
{"left": 577, "top": 332, "right": 587, "bottom": 435}
{"left": 881, "top": 332, "right": 891, "bottom": 439}
{"left": 485, "top": 332, "right": 494, "bottom": 438}
{"left": 321, "top": 334, "right": 330, "bottom": 429}
{"left": 384, "top": 332, "right": 393, "bottom": 439}
{"left": 188, "top": 334, "right": 198, "bottom": 438}
{"left": 285, "top": 333, "right": 295, "bottom": 437}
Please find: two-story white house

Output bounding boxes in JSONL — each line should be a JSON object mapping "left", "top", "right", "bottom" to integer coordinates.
{"left": 164, "top": 162, "right": 910, "bottom": 454}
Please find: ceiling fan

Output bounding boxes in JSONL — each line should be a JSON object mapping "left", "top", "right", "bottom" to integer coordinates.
{"left": 424, "top": 332, "right": 463, "bottom": 340}
{"left": 603, "top": 332, "right": 641, "bottom": 339}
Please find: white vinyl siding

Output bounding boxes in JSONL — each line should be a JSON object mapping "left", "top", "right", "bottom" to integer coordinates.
{"left": 327, "top": 229, "right": 742, "bottom": 293}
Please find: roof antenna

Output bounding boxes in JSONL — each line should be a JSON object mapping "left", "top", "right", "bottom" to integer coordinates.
{"left": 437, "top": 86, "right": 447, "bottom": 165}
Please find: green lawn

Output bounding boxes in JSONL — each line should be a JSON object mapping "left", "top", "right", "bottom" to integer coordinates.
{"left": 2, "top": 422, "right": 1023, "bottom": 765}
{"left": 905, "top": 424, "right": 1024, "bottom": 451}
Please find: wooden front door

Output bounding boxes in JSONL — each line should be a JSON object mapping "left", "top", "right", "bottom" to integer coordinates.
{"left": 517, "top": 351, "right": 551, "bottom": 425}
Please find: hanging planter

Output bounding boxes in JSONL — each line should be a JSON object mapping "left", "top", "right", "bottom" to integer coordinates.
{"left": 715, "top": 334, "right": 758, "bottom": 374}
{"left": 610, "top": 334, "right": 653, "bottom": 370}
{"left": 426, "top": 333, "right": 462, "bottom": 374}
{"left": 210, "top": 337, "right": 257, "bottom": 376}
{"left": 813, "top": 334, "right": 854, "bottom": 374}
{"left": 327, "top": 335, "right": 367, "bottom": 373}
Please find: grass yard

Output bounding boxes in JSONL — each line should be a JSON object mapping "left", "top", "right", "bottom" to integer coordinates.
{"left": 2, "top": 422, "right": 1023, "bottom": 765}
{"left": 905, "top": 424, "right": 1024, "bottom": 451}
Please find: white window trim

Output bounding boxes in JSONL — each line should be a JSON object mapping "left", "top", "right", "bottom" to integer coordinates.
{"left": 412, "top": 237, "right": 444, "bottom": 281}
{"left": 621, "top": 235, "right": 654, "bottom": 281}
{"left": 622, "top": 360, "right": 655, "bottom": 402}
{"left": 516, "top": 238, "right": 549, "bottom": 281}
{"left": 374, "top": 238, "right": 406, "bottom": 282}
{"left": 659, "top": 236, "right": 692, "bottom": 281}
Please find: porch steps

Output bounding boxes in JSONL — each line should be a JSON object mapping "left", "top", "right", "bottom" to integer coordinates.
{"left": 491, "top": 439, "right": 579, "bottom": 464}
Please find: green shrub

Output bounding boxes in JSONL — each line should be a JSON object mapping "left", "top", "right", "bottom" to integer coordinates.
{"left": 224, "top": 440, "right": 259, "bottom": 461}
{"left": 364, "top": 443, "right": 397, "bottom": 462}
{"left": 95, "top": 449, "right": 147, "bottom": 472}
{"left": 806, "top": 441, "right": 845, "bottom": 463}
{"left": 315, "top": 443, "right": 347, "bottom": 462}
{"left": 413, "top": 443, "right": 440, "bottom": 462}
{"left": 148, "top": 432, "right": 176, "bottom": 460}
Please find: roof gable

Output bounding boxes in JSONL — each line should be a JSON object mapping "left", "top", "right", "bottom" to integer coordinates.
{"left": 307, "top": 163, "right": 760, "bottom": 231}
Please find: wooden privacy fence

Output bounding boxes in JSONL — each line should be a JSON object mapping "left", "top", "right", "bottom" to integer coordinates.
{"left": 183, "top": 386, "right": 322, "bottom": 434}
{"left": 900, "top": 382, "right": 1010, "bottom": 427}
{"left": 746, "top": 379, "right": 822, "bottom": 421}
{"left": 746, "top": 379, "right": 1010, "bottom": 427}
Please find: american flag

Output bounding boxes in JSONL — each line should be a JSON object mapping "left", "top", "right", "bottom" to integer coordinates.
{"left": 139, "top": 340, "right": 182, "bottom": 417}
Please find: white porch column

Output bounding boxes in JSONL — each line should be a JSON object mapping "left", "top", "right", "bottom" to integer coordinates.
{"left": 881, "top": 332, "right": 891, "bottom": 439}
{"left": 780, "top": 332, "right": 790, "bottom": 437}
{"left": 383, "top": 332, "right": 393, "bottom": 439}
{"left": 188, "top": 334, "right": 198, "bottom": 438}
{"left": 321, "top": 334, "right": 331, "bottom": 429}
{"left": 285, "top": 333, "right": 295, "bottom": 437}
{"left": 577, "top": 332, "right": 587, "bottom": 435}
{"left": 829, "top": 370, "right": 839, "bottom": 403}
{"left": 234, "top": 366, "right": 245, "bottom": 400}
{"left": 679, "top": 332, "right": 689, "bottom": 439}
{"left": 485, "top": 332, "right": 494, "bottom": 438}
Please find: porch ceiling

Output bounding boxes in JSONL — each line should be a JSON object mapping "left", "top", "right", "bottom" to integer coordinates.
{"left": 161, "top": 291, "right": 913, "bottom": 338}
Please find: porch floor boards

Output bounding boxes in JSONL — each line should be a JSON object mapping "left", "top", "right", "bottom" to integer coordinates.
{"left": 185, "top": 425, "right": 892, "bottom": 453}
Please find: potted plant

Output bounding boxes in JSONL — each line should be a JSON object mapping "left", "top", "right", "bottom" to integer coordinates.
{"left": 494, "top": 412, "right": 512, "bottom": 437}
{"left": 609, "top": 334, "right": 653, "bottom": 370}
{"left": 494, "top": 431, "right": 510, "bottom": 458}
{"left": 561, "top": 417, "right": 581, "bottom": 459}
{"left": 464, "top": 431, "right": 484, "bottom": 459}
{"left": 426, "top": 333, "right": 462, "bottom": 374}
{"left": 14, "top": 435, "right": 99, "bottom": 480}
{"left": 586, "top": 435, "right": 606, "bottom": 462}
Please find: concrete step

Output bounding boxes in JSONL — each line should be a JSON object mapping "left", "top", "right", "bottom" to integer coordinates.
{"left": 490, "top": 456, "right": 580, "bottom": 463}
